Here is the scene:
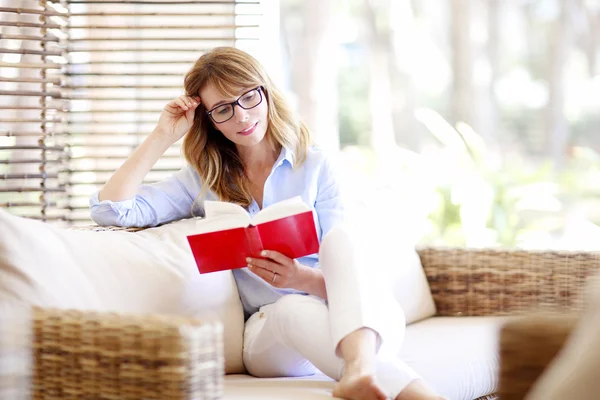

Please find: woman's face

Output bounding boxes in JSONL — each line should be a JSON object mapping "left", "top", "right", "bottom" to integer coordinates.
{"left": 200, "top": 81, "right": 269, "bottom": 148}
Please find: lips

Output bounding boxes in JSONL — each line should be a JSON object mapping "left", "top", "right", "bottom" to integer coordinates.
{"left": 238, "top": 122, "right": 258, "bottom": 136}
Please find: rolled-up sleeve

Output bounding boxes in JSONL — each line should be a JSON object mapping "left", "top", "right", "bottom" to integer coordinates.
{"left": 314, "top": 155, "right": 347, "bottom": 238}
{"left": 89, "top": 165, "right": 202, "bottom": 228}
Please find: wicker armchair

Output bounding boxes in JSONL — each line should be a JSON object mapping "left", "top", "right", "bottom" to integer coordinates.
{"left": 417, "top": 247, "right": 600, "bottom": 400}
{"left": 0, "top": 307, "right": 223, "bottom": 400}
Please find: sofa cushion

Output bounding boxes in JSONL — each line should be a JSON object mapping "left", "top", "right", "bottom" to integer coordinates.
{"left": 0, "top": 210, "right": 245, "bottom": 374}
{"left": 220, "top": 316, "right": 504, "bottom": 400}
{"left": 224, "top": 375, "right": 335, "bottom": 400}
{"left": 400, "top": 316, "right": 505, "bottom": 400}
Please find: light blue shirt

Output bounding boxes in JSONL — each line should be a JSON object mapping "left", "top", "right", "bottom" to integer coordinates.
{"left": 89, "top": 146, "right": 345, "bottom": 319}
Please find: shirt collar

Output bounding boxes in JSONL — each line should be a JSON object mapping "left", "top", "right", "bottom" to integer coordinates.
{"left": 276, "top": 145, "right": 295, "bottom": 168}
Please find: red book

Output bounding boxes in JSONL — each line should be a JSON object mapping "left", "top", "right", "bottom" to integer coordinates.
{"left": 186, "top": 196, "right": 320, "bottom": 274}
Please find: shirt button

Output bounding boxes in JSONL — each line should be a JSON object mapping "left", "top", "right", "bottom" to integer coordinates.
{"left": 259, "top": 312, "right": 265, "bottom": 318}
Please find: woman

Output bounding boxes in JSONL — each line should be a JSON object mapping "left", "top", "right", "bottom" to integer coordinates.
{"left": 90, "top": 47, "right": 444, "bottom": 400}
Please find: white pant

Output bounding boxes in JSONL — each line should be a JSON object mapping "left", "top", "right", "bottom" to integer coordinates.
{"left": 242, "top": 225, "right": 421, "bottom": 398}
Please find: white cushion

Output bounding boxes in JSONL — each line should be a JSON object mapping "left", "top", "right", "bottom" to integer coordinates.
{"left": 220, "top": 316, "right": 503, "bottom": 400}
{"left": 0, "top": 210, "right": 245, "bottom": 374}
{"left": 400, "top": 316, "right": 505, "bottom": 400}
{"left": 224, "top": 375, "right": 335, "bottom": 400}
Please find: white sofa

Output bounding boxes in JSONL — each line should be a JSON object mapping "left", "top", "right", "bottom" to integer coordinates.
{"left": 0, "top": 209, "right": 501, "bottom": 400}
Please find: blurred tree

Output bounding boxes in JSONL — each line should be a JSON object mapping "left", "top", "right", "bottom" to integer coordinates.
{"left": 363, "top": 0, "right": 395, "bottom": 153}
{"left": 449, "top": 0, "right": 500, "bottom": 141}
{"left": 449, "top": 0, "right": 475, "bottom": 131}
{"left": 545, "top": 0, "right": 572, "bottom": 167}
{"left": 280, "top": 0, "right": 339, "bottom": 151}
{"left": 363, "top": 0, "right": 422, "bottom": 151}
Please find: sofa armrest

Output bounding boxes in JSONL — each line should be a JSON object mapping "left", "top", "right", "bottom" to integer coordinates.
{"left": 417, "top": 247, "right": 600, "bottom": 316}
{"left": 31, "top": 307, "right": 224, "bottom": 400}
{"left": 497, "top": 314, "right": 578, "bottom": 400}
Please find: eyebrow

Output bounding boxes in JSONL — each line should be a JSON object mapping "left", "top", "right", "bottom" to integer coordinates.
{"left": 207, "top": 87, "right": 254, "bottom": 111}
{"left": 208, "top": 99, "right": 232, "bottom": 110}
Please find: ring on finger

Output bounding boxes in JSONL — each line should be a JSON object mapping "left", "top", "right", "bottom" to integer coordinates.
{"left": 271, "top": 272, "right": 277, "bottom": 284}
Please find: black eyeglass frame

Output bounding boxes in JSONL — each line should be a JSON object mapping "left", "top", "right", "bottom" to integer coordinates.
{"left": 205, "top": 86, "right": 265, "bottom": 124}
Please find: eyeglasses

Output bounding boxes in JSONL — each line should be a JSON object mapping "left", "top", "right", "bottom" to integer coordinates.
{"left": 206, "top": 86, "right": 264, "bottom": 124}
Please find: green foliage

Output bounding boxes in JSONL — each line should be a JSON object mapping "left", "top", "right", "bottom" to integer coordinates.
{"left": 338, "top": 63, "right": 371, "bottom": 147}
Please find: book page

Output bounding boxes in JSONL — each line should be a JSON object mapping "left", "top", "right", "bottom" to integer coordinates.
{"left": 251, "top": 196, "right": 311, "bottom": 225}
{"left": 204, "top": 200, "right": 249, "bottom": 219}
{"left": 195, "top": 200, "right": 251, "bottom": 234}
{"left": 194, "top": 214, "right": 249, "bottom": 234}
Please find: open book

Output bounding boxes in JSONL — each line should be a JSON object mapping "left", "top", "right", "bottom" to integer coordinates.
{"left": 186, "top": 196, "right": 319, "bottom": 274}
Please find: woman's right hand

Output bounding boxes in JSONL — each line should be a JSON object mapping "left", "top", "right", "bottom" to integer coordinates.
{"left": 155, "top": 95, "right": 202, "bottom": 144}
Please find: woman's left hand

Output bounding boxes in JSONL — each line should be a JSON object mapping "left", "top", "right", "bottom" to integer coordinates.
{"left": 246, "top": 250, "right": 311, "bottom": 290}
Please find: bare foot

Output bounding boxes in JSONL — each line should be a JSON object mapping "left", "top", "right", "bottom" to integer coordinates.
{"left": 333, "top": 363, "right": 388, "bottom": 400}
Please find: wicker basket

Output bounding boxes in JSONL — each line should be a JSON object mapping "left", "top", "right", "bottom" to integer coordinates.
{"left": 31, "top": 307, "right": 223, "bottom": 400}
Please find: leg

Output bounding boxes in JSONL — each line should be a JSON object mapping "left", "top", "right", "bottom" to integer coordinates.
{"left": 319, "top": 224, "right": 445, "bottom": 399}
{"left": 243, "top": 294, "right": 343, "bottom": 379}
{"left": 242, "top": 299, "right": 321, "bottom": 378}
{"left": 334, "top": 327, "right": 387, "bottom": 400}
{"left": 243, "top": 294, "right": 430, "bottom": 399}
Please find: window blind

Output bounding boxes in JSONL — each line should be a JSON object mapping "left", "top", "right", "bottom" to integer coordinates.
{"left": 0, "top": 0, "right": 70, "bottom": 223}
{"left": 1, "top": 0, "right": 261, "bottom": 225}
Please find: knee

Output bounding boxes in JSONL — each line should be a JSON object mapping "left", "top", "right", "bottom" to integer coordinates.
{"left": 319, "top": 223, "right": 366, "bottom": 272}
{"left": 270, "top": 294, "right": 324, "bottom": 338}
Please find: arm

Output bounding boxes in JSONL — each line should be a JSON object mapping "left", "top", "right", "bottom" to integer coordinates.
{"left": 91, "top": 95, "right": 202, "bottom": 227}
{"left": 90, "top": 166, "right": 201, "bottom": 227}
{"left": 99, "top": 95, "right": 200, "bottom": 202}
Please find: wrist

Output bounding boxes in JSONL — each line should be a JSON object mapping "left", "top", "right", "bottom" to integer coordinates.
{"left": 296, "top": 266, "right": 327, "bottom": 300}
{"left": 149, "top": 128, "right": 177, "bottom": 148}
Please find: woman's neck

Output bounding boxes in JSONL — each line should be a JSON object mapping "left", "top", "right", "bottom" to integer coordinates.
{"left": 237, "top": 139, "right": 280, "bottom": 173}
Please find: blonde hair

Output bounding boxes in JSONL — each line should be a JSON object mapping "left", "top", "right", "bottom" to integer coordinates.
{"left": 182, "top": 47, "right": 311, "bottom": 212}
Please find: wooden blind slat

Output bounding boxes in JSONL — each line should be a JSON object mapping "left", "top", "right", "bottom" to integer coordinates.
{"left": 0, "top": 48, "right": 65, "bottom": 56}
{"left": 69, "top": 37, "right": 236, "bottom": 41}
{"left": 0, "top": 90, "right": 63, "bottom": 97}
{"left": 2, "top": 174, "right": 60, "bottom": 180}
{"left": 63, "top": 84, "right": 181, "bottom": 89}
{"left": 1, "top": 202, "right": 59, "bottom": 208}
{"left": 0, "top": 159, "right": 65, "bottom": 165}
{"left": 67, "top": 48, "right": 225, "bottom": 53}
{"left": 0, "top": 7, "right": 68, "bottom": 17}
{"left": 0, "top": 146, "right": 65, "bottom": 151}
{"left": 68, "top": 24, "right": 255, "bottom": 29}
{"left": 67, "top": 0, "right": 255, "bottom": 4}
{"left": 0, "top": 34, "right": 61, "bottom": 42}
{"left": 64, "top": 71, "right": 188, "bottom": 76}
{"left": 0, "top": 61, "right": 63, "bottom": 69}
{"left": 67, "top": 60, "right": 193, "bottom": 65}
{"left": 70, "top": 11, "right": 242, "bottom": 16}
{"left": 0, "top": 21, "right": 64, "bottom": 29}
{"left": 0, "top": 188, "right": 67, "bottom": 193}
{"left": 0, "top": 77, "right": 61, "bottom": 84}
{"left": 0, "top": 131, "right": 69, "bottom": 137}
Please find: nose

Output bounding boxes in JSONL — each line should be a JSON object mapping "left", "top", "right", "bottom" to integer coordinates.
{"left": 234, "top": 104, "right": 250, "bottom": 123}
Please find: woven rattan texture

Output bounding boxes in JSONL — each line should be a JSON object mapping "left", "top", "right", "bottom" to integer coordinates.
{"left": 417, "top": 247, "right": 600, "bottom": 317}
{"left": 31, "top": 307, "right": 223, "bottom": 400}
{"left": 497, "top": 314, "right": 577, "bottom": 400}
